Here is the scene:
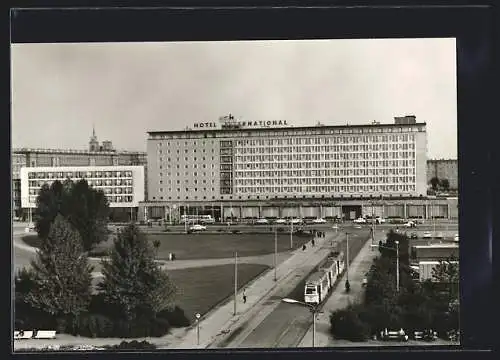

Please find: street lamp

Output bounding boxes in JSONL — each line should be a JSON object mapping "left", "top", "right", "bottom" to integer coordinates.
{"left": 274, "top": 225, "right": 278, "bottom": 282}
{"left": 195, "top": 313, "right": 201, "bottom": 345}
{"left": 290, "top": 217, "right": 294, "bottom": 249}
{"left": 345, "top": 232, "right": 350, "bottom": 290}
{"left": 282, "top": 298, "right": 318, "bottom": 347}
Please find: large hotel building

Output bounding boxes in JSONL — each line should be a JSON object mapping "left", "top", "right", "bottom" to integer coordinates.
{"left": 140, "top": 115, "right": 458, "bottom": 221}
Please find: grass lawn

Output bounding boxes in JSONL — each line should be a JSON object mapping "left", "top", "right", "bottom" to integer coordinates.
{"left": 23, "top": 232, "right": 313, "bottom": 260}
{"left": 91, "top": 263, "right": 270, "bottom": 325}
{"left": 168, "top": 263, "right": 270, "bottom": 323}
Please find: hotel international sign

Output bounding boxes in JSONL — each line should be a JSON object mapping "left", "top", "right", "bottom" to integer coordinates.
{"left": 193, "top": 115, "right": 289, "bottom": 129}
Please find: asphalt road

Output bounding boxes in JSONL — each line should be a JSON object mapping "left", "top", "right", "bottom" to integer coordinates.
{"left": 221, "top": 228, "right": 371, "bottom": 348}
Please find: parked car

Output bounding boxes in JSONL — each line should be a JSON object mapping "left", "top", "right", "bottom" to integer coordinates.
{"left": 274, "top": 218, "right": 287, "bottom": 224}
{"left": 403, "top": 221, "right": 416, "bottom": 228}
{"left": 189, "top": 224, "right": 207, "bottom": 231}
{"left": 413, "top": 329, "right": 438, "bottom": 341}
{"left": 423, "top": 231, "right": 432, "bottom": 239}
{"left": 255, "top": 218, "right": 269, "bottom": 225}
{"left": 410, "top": 232, "right": 418, "bottom": 239}
{"left": 353, "top": 217, "right": 366, "bottom": 224}
{"left": 289, "top": 218, "right": 303, "bottom": 225}
{"left": 435, "top": 232, "right": 444, "bottom": 239}
{"left": 312, "top": 218, "right": 326, "bottom": 224}
{"left": 380, "top": 328, "right": 409, "bottom": 342}
{"left": 375, "top": 217, "right": 386, "bottom": 224}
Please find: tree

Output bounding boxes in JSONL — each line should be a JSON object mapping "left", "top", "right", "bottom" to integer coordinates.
{"left": 429, "top": 177, "right": 440, "bottom": 191}
{"left": 98, "top": 224, "right": 177, "bottom": 322}
{"left": 25, "top": 214, "right": 93, "bottom": 328}
{"left": 330, "top": 305, "right": 370, "bottom": 341}
{"left": 439, "top": 178, "right": 450, "bottom": 191}
{"left": 35, "top": 179, "right": 110, "bottom": 251}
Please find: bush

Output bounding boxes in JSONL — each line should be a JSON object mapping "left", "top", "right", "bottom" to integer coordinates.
{"left": 330, "top": 306, "right": 370, "bottom": 342}
{"left": 111, "top": 340, "right": 156, "bottom": 350}
{"left": 277, "top": 227, "right": 285, "bottom": 233}
{"left": 158, "top": 306, "right": 190, "bottom": 327}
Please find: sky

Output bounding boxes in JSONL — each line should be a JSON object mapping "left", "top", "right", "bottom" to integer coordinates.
{"left": 11, "top": 38, "right": 457, "bottom": 159}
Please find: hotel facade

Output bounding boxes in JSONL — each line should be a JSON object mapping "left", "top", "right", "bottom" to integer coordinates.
{"left": 139, "top": 115, "right": 458, "bottom": 221}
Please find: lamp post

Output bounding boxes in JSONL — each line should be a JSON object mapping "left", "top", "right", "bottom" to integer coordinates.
{"left": 395, "top": 240, "right": 400, "bottom": 292}
{"left": 234, "top": 251, "right": 238, "bottom": 316}
{"left": 345, "top": 231, "right": 350, "bottom": 291}
{"left": 290, "top": 218, "right": 293, "bottom": 249}
{"left": 274, "top": 225, "right": 278, "bottom": 282}
{"left": 195, "top": 313, "right": 201, "bottom": 345}
{"left": 282, "top": 298, "right": 318, "bottom": 347}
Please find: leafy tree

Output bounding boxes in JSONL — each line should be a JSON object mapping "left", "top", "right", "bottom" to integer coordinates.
{"left": 429, "top": 177, "right": 440, "bottom": 191}
{"left": 35, "top": 179, "right": 110, "bottom": 251}
{"left": 440, "top": 178, "right": 450, "bottom": 191}
{"left": 24, "top": 214, "right": 93, "bottom": 328}
{"left": 98, "top": 224, "right": 177, "bottom": 322}
{"left": 330, "top": 305, "right": 370, "bottom": 341}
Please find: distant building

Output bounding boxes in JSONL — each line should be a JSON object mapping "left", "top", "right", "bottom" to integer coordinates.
{"left": 394, "top": 115, "right": 417, "bottom": 125}
{"left": 427, "top": 159, "right": 458, "bottom": 190}
{"left": 411, "top": 243, "right": 459, "bottom": 263}
{"left": 11, "top": 128, "right": 147, "bottom": 219}
{"left": 418, "top": 260, "right": 459, "bottom": 282}
{"left": 20, "top": 165, "right": 145, "bottom": 222}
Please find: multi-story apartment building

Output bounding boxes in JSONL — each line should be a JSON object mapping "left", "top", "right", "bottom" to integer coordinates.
{"left": 11, "top": 128, "right": 147, "bottom": 219}
{"left": 20, "top": 166, "right": 145, "bottom": 222}
{"left": 139, "top": 115, "right": 456, "bottom": 221}
{"left": 427, "top": 159, "right": 458, "bottom": 190}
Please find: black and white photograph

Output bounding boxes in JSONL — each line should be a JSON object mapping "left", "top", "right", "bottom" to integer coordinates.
{"left": 11, "top": 38, "right": 460, "bottom": 351}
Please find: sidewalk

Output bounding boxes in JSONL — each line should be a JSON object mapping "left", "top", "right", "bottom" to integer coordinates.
{"left": 172, "top": 232, "right": 342, "bottom": 349}
{"left": 298, "top": 230, "right": 385, "bottom": 347}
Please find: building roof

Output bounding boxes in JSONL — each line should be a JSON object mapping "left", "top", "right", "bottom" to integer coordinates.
{"left": 13, "top": 147, "right": 146, "bottom": 156}
{"left": 419, "top": 261, "right": 459, "bottom": 265}
{"left": 147, "top": 122, "right": 427, "bottom": 136}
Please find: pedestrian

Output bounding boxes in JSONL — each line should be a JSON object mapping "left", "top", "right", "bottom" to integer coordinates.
{"left": 312, "top": 238, "right": 315, "bottom": 247}
{"left": 169, "top": 252, "right": 172, "bottom": 261}
{"left": 243, "top": 289, "right": 247, "bottom": 304}
{"left": 172, "top": 253, "right": 176, "bottom": 261}
{"left": 302, "top": 244, "right": 306, "bottom": 251}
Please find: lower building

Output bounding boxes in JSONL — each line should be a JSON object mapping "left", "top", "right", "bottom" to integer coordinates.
{"left": 138, "top": 196, "right": 459, "bottom": 222}
{"left": 20, "top": 165, "right": 145, "bottom": 222}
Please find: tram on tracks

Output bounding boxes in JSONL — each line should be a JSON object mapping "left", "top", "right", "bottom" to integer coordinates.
{"left": 304, "top": 251, "right": 346, "bottom": 305}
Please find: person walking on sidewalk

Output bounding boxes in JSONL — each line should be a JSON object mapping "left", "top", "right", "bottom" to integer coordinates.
{"left": 312, "top": 238, "right": 315, "bottom": 247}
{"left": 242, "top": 289, "right": 247, "bottom": 304}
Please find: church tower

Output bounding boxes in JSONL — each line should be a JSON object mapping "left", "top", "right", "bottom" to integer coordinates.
{"left": 89, "top": 125, "right": 100, "bottom": 152}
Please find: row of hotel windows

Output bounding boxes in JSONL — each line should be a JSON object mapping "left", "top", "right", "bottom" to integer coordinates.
{"left": 29, "top": 186, "right": 134, "bottom": 195}
{"left": 159, "top": 188, "right": 216, "bottom": 193}
{"left": 29, "top": 195, "right": 134, "bottom": 203}
{"left": 234, "top": 145, "right": 415, "bottom": 154}
{"left": 150, "top": 125, "right": 425, "bottom": 141}
{"left": 29, "top": 179, "right": 133, "bottom": 187}
{"left": 27, "top": 171, "right": 134, "bottom": 179}
{"left": 235, "top": 176, "right": 416, "bottom": 185}
{"left": 234, "top": 134, "right": 416, "bottom": 146}
{"left": 161, "top": 179, "right": 216, "bottom": 185}
{"left": 158, "top": 157, "right": 215, "bottom": 163}
{"left": 233, "top": 153, "right": 416, "bottom": 162}
{"left": 235, "top": 169, "right": 416, "bottom": 177}
{"left": 158, "top": 148, "right": 216, "bottom": 154}
{"left": 158, "top": 172, "right": 216, "bottom": 178}
{"left": 234, "top": 160, "right": 416, "bottom": 170}
{"left": 157, "top": 140, "right": 215, "bottom": 147}
{"left": 234, "top": 185, "right": 417, "bottom": 193}
{"left": 158, "top": 164, "right": 216, "bottom": 170}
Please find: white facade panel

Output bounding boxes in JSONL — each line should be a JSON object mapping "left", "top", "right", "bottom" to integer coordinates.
{"left": 20, "top": 166, "right": 145, "bottom": 208}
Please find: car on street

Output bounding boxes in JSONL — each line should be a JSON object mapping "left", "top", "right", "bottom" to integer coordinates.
{"left": 189, "top": 224, "right": 207, "bottom": 231}
{"left": 413, "top": 329, "right": 438, "bottom": 341}
{"left": 353, "top": 217, "right": 366, "bottom": 224}
{"left": 380, "top": 328, "right": 409, "bottom": 342}
{"left": 311, "top": 218, "right": 326, "bottom": 224}
{"left": 375, "top": 217, "right": 386, "bottom": 224}
{"left": 423, "top": 231, "right": 432, "bottom": 238}
{"left": 403, "top": 221, "right": 416, "bottom": 228}
{"left": 410, "top": 232, "right": 418, "bottom": 239}
{"left": 354, "top": 225, "right": 362, "bottom": 229}
{"left": 274, "top": 218, "right": 287, "bottom": 224}
{"left": 289, "top": 218, "right": 303, "bottom": 225}
{"left": 255, "top": 218, "right": 269, "bottom": 225}
{"left": 454, "top": 234, "right": 459, "bottom": 242}
{"left": 435, "top": 232, "right": 444, "bottom": 239}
